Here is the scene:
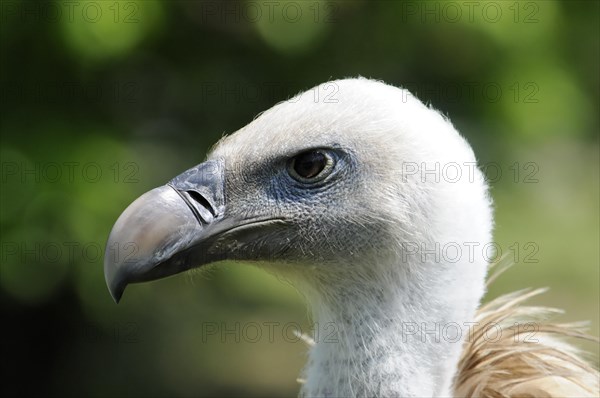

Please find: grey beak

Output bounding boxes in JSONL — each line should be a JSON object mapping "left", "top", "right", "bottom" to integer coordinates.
{"left": 104, "top": 160, "right": 226, "bottom": 303}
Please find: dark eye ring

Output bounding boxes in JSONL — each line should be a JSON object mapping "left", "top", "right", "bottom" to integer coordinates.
{"left": 288, "top": 149, "right": 334, "bottom": 183}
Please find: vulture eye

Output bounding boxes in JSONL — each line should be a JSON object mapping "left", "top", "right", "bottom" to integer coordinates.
{"left": 289, "top": 149, "right": 334, "bottom": 183}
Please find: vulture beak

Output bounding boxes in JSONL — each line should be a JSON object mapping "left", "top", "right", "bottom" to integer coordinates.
{"left": 104, "top": 160, "right": 229, "bottom": 303}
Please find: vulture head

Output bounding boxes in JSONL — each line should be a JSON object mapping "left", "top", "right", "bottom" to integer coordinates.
{"left": 105, "top": 78, "right": 496, "bottom": 396}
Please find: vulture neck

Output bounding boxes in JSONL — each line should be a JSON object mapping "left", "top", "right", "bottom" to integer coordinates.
{"left": 295, "top": 256, "right": 481, "bottom": 397}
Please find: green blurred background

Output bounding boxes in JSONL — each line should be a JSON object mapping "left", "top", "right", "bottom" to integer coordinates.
{"left": 1, "top": 1, "right": 598, "bottom": 396}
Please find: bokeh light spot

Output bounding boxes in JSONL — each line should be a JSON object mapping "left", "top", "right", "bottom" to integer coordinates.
{"left": 61, "top": 0, "right": 163, "bottom": 61}
{"left": 254, "top": 0, "right": 330, "bottom": 55}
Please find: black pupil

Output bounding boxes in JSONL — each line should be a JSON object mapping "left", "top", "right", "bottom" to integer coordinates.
{"left": 294, "top": 151, "right": 327, "bottom": 179}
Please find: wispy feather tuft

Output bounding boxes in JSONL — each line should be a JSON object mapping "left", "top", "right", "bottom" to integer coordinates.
{"left": 453, "top": 262, "right": 599, "bottom": 397}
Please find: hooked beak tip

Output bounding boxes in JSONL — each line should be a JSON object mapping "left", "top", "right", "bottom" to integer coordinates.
{"left": 103, "top": 159, "right": 226, "bottom": 304}
{"left": 108, "top": 280, "right": 125, "bottom": 304}
{"left": 104, "top": 258, "right": 126, "bottom": 303}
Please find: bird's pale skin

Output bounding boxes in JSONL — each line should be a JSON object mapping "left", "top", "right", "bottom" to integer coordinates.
{"left": 105, "top": 78, "right": 599, "bottom": 397}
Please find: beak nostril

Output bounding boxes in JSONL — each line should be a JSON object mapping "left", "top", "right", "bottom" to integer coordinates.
{"left": 167, "top": 184, "right": 214, "bottom": 224}
{"left": 187, "top": 190, "right": 216, "bottom": 217}
{"left": 166, "top": 159, "right": 225, "bottom": 224}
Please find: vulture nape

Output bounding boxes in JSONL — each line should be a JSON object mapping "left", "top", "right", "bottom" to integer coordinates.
{"left": 104, "top": 78, "right": 599, "bottom": 397}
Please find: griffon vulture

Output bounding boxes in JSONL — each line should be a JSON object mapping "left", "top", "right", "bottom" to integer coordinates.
{"left": 104, "top": 78, "right": 599, "bottom": 397}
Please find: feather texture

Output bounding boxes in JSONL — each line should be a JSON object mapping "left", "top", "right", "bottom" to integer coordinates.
{"left": 454, "top": 262, "right": 599, "bottom": 397}
{"left": 296, "top": 262, "right": 600, "bottom": 397}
